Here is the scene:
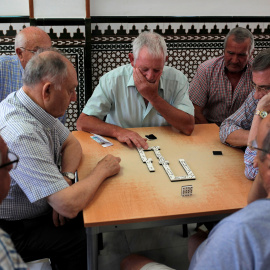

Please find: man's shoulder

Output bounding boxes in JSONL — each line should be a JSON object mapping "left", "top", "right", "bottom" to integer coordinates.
{"left": 0, "top": 54, "right": 19, "bottom": 65}
{"left": 199, "top": 56, "right": 224, "bottom": 69}
{"left": 219, "top": 199, "right": 270, "bottom": 228}
{"left": 162, "top": 65, "right": 186, "bottom": 80}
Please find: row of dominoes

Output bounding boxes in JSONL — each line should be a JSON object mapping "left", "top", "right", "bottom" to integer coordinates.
{"left": 137, "top": 146, "right": 196, "bottom": 182}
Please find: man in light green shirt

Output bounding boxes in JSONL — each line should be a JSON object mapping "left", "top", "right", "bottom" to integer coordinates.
{"left": 77, "top": 32, "right": 194, "bottom": 149}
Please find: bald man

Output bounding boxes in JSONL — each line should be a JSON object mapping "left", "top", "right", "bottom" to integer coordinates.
{"left": 0, "top": 26, "right": 66, "bottom": 124}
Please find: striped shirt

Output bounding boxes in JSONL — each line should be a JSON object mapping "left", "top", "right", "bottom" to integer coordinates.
{"left": 219, "top": 90, "right": 258, "bottom": 146}
{"left": 0, "top": 54, "right": 66, "bottom": 124}
{"left": 0, "top": 228, "right": 27, "bottom": 269}
{"left": 0, "top": 88, "right": 70, "bottom": 220}
{"left": 189, "top": 56, "right": 253, "bottom": 126}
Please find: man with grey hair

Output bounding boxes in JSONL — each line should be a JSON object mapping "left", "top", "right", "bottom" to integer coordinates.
{"left": 77, "top": 31, "right": 194, "bottom": 149}
{"left": 189, "top": 27, "right": 254, "bottom": 126}
{"left": 220, "top": 48, "right": 270, "bottom": 180}
{"left": 0, "top": 26, "right": 66, "bottom": 124}
{"left": 0, "top": 49, "right": 121, "bottom": 269}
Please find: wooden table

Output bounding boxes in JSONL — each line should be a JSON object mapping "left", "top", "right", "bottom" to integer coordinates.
{"left": 73, "top": 124, "right": 252, "bottom": 270}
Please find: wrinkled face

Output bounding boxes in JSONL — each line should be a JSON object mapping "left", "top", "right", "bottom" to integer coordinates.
{"left": 253, "top": 68, "right": 270, "bottom": 100}
{"left": 130, "top": 46, "right": 165, "bottom": 83}
{"left": 45, "top": 62, "right": 78, "bottom": 118}
{"left": 0, "top": 137, "right": 12, "bottom": 203}
{"left": 224, "top": 35, "right": 252, "bottom": 73}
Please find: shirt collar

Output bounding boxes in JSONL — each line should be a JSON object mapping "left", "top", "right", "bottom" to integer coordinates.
{"left": 17, "top": 88, "right": 58, "bottom": 129}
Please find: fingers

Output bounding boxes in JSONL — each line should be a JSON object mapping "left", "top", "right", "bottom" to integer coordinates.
{"left": 52, "top": 210, "right": 59, "bottom": 227}
{"left": 52, "top": 210, "right": 66, "bottom": 227}
{"left": 117, "top": 131, "right": 149, "bottom": 149}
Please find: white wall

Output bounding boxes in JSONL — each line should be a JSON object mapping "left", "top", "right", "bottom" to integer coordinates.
{"left": 0, "top": 0, "right": 29, "bottom": 16}
{"left": 0, "top": 0, "right": 270, "bottom": 18}
{"left": 90, "top": 0, "right": 270, "bottom": 16}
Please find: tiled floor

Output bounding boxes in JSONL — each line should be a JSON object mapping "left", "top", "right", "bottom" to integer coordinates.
{"left": 98, "top": 223, "right": 197, "bottom": 270}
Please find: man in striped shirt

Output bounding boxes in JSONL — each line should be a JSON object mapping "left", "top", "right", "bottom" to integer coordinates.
{"left": 189, "top": 27, "right": 254, "bottom": 126}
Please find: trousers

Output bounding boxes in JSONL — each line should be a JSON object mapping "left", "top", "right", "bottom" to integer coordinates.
{"left": 0, "top": 211, "right": 87, "bottom": 270}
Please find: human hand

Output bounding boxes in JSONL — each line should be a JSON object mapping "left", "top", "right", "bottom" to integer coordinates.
{"left": 115, "top": 129, "right": 148, "bottom": 149}
{"left": 52, "top": 209, "right": 68, "bottom": 227}
{"left": 95, "top": 154, "right": 121, "bottom": 179}
{"left": 133, "top": 68, "right": 162, "bottom": 102}
{"left": 256, "top": 92, "right": 270, "bottom": 112}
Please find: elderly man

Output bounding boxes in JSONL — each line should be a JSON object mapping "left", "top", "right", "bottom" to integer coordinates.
{"left": 77, "top": 31, "right": 194, "bottom": 149}
{"left": 219, "top": 48, "right": 270, "bottom": 180}
{"left": 0, "top": 49, "right": 121, "bottom": 270}
{"left": 121, "top": 114, "right": 270, "bottom": 270}
{"left": 189, "top": 27, "right": 254, "bottom": 126}
{"left": 0, "top": 26, "right": 66, "bottom": 124}
{"left": 0, "top": 136, "right": 27, "bottom": 269}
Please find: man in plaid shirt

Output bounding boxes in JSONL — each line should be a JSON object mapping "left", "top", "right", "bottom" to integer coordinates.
{"left": 220, "top": 48, "right": 270, "bottom": 180}
{"left": 189, "top": 27, "right": 254, "bottom": 126}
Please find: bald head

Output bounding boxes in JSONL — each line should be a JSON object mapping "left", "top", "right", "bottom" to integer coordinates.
{"left": 15, "top": 26, "right": 51, "bottom": 50}
{"left": 15, "top": 27, "right": 52, "bottom": 68}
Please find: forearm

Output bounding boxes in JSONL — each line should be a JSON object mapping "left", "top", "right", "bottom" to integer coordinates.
{"left": 193, "top": 104, "right": 208, "bottom": 124}
{"left": 225, "top": 129, "right": 249, "bottom": 147}
{"left": 150, "top": 96, "right": 194, "bottom": 135}
{"left": 77, "top": 114, "right": 126, "bottom": 138}
{"left": 48, "top": 154, "right": 121, "bottom": 218}
{"left": 47, "top": 169, "right": 107, "bottom": 218}
{"left": 61, "top": 133, "right": 82, "bottom": 173}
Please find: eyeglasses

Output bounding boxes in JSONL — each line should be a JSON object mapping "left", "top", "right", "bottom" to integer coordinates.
{"left": 248, "top": 139, "right": 269, "bottom": 154}
{"left": 20, "top": 47, "right": 38, "bottom": 54}
{"left": 0, "top": 151, "right": 19, "bottom": 170}
{"left": 251, "top": 82, "right": 270, "bottom": 94}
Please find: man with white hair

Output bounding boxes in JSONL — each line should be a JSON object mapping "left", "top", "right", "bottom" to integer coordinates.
{"left": 77, "top": 31, "right": 194, "bottom": 149}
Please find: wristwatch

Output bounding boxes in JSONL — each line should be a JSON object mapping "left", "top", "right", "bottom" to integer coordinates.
{"left": 254, "top": 109, "right": 268, "bottom": 119}
{"left": 62, "top": 172, "right": 75, "bottom": 183}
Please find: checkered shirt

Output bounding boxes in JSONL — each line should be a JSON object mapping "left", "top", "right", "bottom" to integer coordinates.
{"left": 0, "top": 228, "right": 27, "bottom": 269}
{"left": 189, "top": 56, "right": 253, "bottom": 126}
{"left": 0, "top": 54, "right": 66, "bottom": 124}
{"left": 244, "top": 147, "right": 258, "bottom": 180}
{"left": 0, "top": 88, "right": 70, "bottom": 220}
{"left": 219, "top": 89, "right": 258, "bottom": 146}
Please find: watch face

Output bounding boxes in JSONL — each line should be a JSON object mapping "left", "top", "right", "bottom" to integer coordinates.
{"left": 63, "top": 172, "right": 75, "bottom": 180}
{"left": 260, "top": 111, "right": 268, "bottom": 118}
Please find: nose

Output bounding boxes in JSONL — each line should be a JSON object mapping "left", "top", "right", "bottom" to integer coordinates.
{"left": 145, "top": 70, "right": 155, "bottom": 82}
{"left": 71, "top": 91, "right": 77, "bottom": 102}
{"left": 230, "top": 54, "right": 239, "bottom": 63}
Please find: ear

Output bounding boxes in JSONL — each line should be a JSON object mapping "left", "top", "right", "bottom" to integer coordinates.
{"left": 15, "top": 47, "right": 23, "bottom": 60}
{"left": 42, "top": 82, "right": 52, "bottom": 101}
{"left": 129, "top": 53, "right": 135, "bottom": 67}
{"left": 165, "top": 55, "right": 169, "bottom": 63}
